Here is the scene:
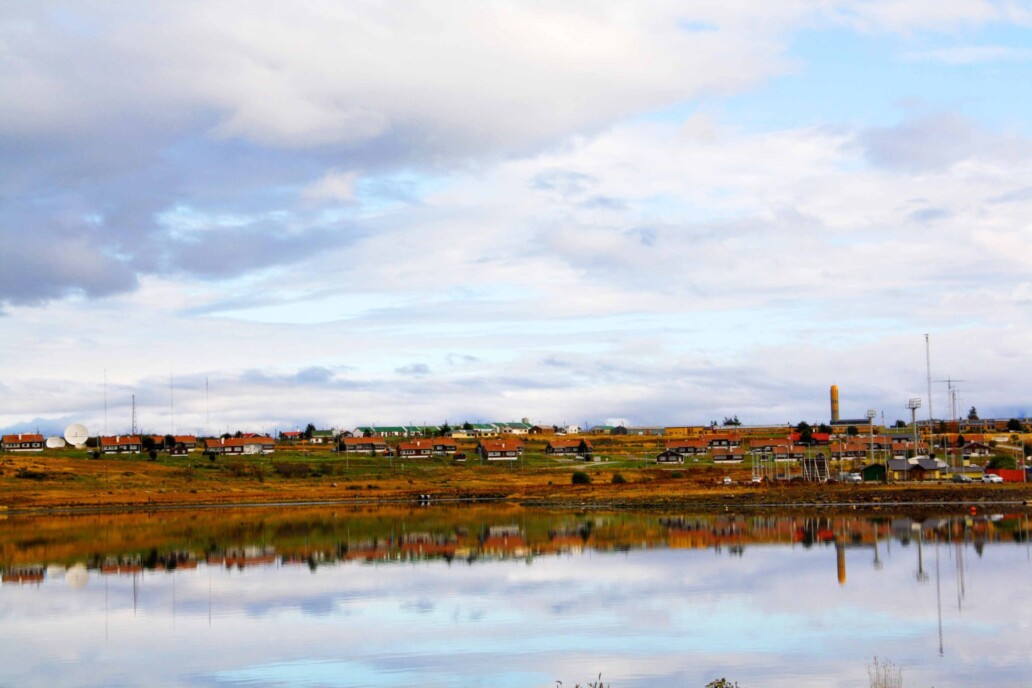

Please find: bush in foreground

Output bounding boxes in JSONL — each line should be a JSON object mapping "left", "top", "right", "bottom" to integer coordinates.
{"left": 571, "top": 471, "right": 591, "bottom": 485}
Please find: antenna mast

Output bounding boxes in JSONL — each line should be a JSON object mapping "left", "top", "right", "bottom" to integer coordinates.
{"left": 170, "top": 369, "right": 175, "bottom": 436}
{"left": 104, "top": 369, "right": 108, "bottom": 436}
{"left": 206, "top": 377, "right": 210, "bottom": 435}
{"left": 925, "top": 334, "right": 934, "bottom": 426}
{"left": 131, "top": 394, "right": 137, "bottom": 436}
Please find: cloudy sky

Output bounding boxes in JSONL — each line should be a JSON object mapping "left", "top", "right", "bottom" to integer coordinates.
{"left": 2, "top": 1, "right": 1032, "bottom": 435}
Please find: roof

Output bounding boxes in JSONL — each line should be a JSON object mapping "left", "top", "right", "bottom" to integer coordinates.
{"left": 548, "top": 439, "right": 590, "bottom": 449}
{"left": 100, "top": 435, "right": 142, "bottom": 446}
{"left": 397, "top": 440, "right": 434, "bottom": 451}
{"left": 2, "top": 433, "right": 44, "bottom": 443}
{"left": 666, "top": 439, "right": 707, "bottom": 449}
{"left": 205, "top": 436, "right": 275, "bottom": 448}
{"left": 343, "top": 436, "right": 387, "bottom": 446}
{"left": 479, "top": 439, "right": 524, "bottom": 452}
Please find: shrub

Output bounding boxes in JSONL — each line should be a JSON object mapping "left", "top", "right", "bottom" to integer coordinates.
{"left": 611, "top": 473, "right": 627, "bottom": 484}
{"left": 571, "top": 471, "right": 591, "bottom": 485}
{"left": 670, "top": 470, "right": 684, "bottom": 479}
{"left": 273, "top": 462, "right": 311, "bottom": 478}
{"left": 14, "top": 468, "right": 47, "bottom": 481}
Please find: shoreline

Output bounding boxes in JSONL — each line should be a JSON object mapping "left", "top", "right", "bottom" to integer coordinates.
{"left": 4, "top": 452, "right": 1032, "bottom": 516}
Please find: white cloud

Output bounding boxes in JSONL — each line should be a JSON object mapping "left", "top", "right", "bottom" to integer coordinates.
{"left": 902, "top": 45, "right": 1032, "bottom": 64}
{"left": 303, "top": 170, "right": 359, "bottom": 204}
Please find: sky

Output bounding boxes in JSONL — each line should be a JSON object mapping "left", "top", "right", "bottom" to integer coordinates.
{"left": 2, "top": 1, "right": 1032, "bottom": 436}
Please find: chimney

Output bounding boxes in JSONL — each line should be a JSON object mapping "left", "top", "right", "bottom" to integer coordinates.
{"left": 830, "top": 385, "right": 840, "bottom": 423}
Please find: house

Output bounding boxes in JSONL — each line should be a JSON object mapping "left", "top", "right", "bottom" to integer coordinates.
{"left": 2, "top": 433, "right": 45, "bottom": 452}
{"left": 396, "top": 439, "right": 434, "bottom": 459}
{"left": 665, "top": 439, "right": 707, "bottom": 456}
{"left": 545, "top": 439, "right": 592, "bottom": 456}
{"left": 961, "top": 442, "right": 992, "bottom": 459}
{"left": 494, "top": 422, "right": 532, "bottom": 435}
{"left": 624, "top": 426, "right": 664, "bottom": 436}
{"left": 204, "top": 436, "right": 275, "bottom": 455}
{"left": 279, "top": 430, "right": 303, "bottom": 442}
{"left": 655, "top": 449, "right": 684, "bottom": 463}
{"left": 468, "top": 423, "right": 499, "bottom": 437}
{"left": 704, "top": 434, "right": 741, "bottom": 449}
{"left": 887, "top": 456, "right": 947, "bottom": 481}
{"left": 309, "top": 430, "right": 335, "bottom": 444}
{"left": 100, "top": 435, "right": 142, "bottom": 454}
{"left": 478, "top": 439, "right": 524, "bottom": 461}
{"left": 431, "top": 438, "right": 457, "bottom": 455}
{"left": 789, "top": 432, "right": 831, "bottom": 445}
{"left": 589, "top": 425, "right": 615, "bottom": 435}
{"left": 529, "top": 425, "right": 557, "bottom": 436}
{"left": 170, "top": 435, "right": 198, "bottom": 453}
{"left": 891, "top": 441, "right": 929, "bottom": 458}
{"left": 772, "top": 445, "right": 808, "bottom": 462}
{"left": 829, "top": 442, "right": 867, "bottom": 461}
{"left": 354, "top": 426, "right": 407, "bottom": 438}
{"left": 749, "top": 439, "right": 790, "bottom": 454}
{"left": 341, "top": 437, "right": 388, "bottom": 455}
{"left": 712, "top": 447, "right": 745, "bottom": 463}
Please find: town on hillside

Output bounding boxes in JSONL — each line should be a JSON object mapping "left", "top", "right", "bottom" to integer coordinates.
{"left": 5, "top": 385, "right": 1031, "bottom": 484}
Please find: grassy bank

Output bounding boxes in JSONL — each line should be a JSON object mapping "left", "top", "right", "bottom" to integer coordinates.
{"left": 2, "top": 446, "right": 1032, "bottom": 513}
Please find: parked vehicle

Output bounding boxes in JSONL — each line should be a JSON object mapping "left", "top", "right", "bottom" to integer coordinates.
{"left": 982, "top": 473, "right": 1004, "bottom": 483}
{"left": 952, "top": 474, "right": 973, "bottom": 483}
{"left": 844, "top": 473, "right": 863, "bottom": 483}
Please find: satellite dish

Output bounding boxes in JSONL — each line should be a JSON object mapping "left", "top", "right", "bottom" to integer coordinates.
{"left": 46, "top": 436, "right": 67, "bottom": 449}
{"left": 64, "top": 423, "right": 89, "bottom": 448}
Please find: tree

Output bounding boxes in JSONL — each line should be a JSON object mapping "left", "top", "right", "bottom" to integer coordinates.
{"left": 988, "top": 454, "right": 1017, "bottom": 470}
{"left": 968, "top": 406, "right": 979, "bottom": 421}
{"left": 439, "top": 422, "right": 451, "bottom": 437}
{"left": 304, "top": 423, "right": 316, "bottom": 440}
{"left": 846, "top": 425, "right": 859, "bottom": 437}
{"left": 817, "top": 423, "right": 832, "bottom": 434}
{"left": 956, "top": 434, "right": 966, "bottom": 447}
{"left": 796, "top": 421, "right": 814, "bottom": 446}
{"left": 894, "top": 420, "right": 906, "bottom": 428}
{"left": 142, "top": 436, "right": 156, "bottom": 452}
{"left": 722, "top": 415, "right": 741, "bottom": 426}
{"left": 463, "top": 421, "right": 473, "bottom": 430}
{"left": 1007, "top": 418, "right": 1024, "bottom": 431}
{"left": 164, "top": 434, "right": 175, "bottom": 449}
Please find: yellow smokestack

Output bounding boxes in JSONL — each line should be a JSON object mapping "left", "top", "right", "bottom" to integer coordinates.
{"left": 830, "top": 385, "right": 840, "bottom": 423}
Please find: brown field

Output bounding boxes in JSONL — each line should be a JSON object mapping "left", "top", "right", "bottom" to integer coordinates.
{"left": 2, "top": 444, "right": 1031, "bottom": 512}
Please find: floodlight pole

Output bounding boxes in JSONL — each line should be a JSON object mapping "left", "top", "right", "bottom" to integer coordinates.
{"left": 866, "top": 408, "right": 877, "bottom": 478}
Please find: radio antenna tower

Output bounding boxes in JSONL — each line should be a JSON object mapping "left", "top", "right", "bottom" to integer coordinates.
{"left": 131, "top": 394, "right": 137, "bottom": 435}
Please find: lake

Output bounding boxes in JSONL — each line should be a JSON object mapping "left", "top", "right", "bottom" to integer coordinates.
{"left": 2, "top": 504, "right": 1031, "bottom": 687}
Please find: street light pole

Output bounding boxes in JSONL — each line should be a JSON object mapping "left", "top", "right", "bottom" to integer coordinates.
{"left": 907, "top": 398, "right": 922, "bottom": 483}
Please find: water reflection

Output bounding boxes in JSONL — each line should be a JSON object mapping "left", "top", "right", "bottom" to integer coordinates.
{"left": 2, "top": 507, "right": 1031, "bottom": 687}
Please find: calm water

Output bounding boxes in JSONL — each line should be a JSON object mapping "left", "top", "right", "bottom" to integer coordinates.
{"left": 2, "top": 505, "right": 1031, "bottom": 687}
